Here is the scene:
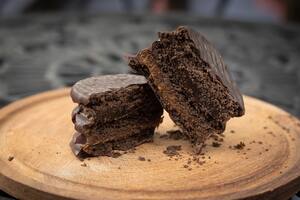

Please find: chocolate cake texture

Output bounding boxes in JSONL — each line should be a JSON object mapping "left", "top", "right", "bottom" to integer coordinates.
{"left": 129, "top": 26, "right": 245, "bottom": 152}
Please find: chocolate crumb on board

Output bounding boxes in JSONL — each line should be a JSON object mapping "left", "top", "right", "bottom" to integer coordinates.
{"left": 138, "top": 156, "right": 146, "bottom": 161}
{"left": 230, "top": 130, "right": 235, "bottom": 133}
{"left": 147, "top": 159, "right": 151, "bottom": 162}
{"left": 163, "top": 145, "right": 182, "bottom": 156}
{"left": 8, "top": 156, "right": 14, "bottom": 161}
{"left": 81, "top": 163, "right": 87, "bottom": 167}
{"left": 166, "top": 130, "right": 188, "bottom": 140}
{"left": 211, "top": 134, "right": 224, "bottom": 142}
{"left": 183, "top": 165, "right": 189, "bottom": 168}
{"left": 234, "top": 142, "right": 245, "bottom": 150}
{"left": 159, "top": 134, "right": 169, "bottom": 139}
{"left": 212, "top": 141, "right": 222, "bottom": 147}
{"left": 258, "top": 141, "right": 263, "bottom": 144}
{"left": 128, "top": 148, "right": 136, "bottom": 153}
{"left": 111, "top": 152, "right": 122, "bottom": 158}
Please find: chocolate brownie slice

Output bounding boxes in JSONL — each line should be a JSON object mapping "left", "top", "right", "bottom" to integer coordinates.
{"left": 70, "top": 74, "right": 163, "bottom": 157}
{"left": 129, "top": 26, "right": 245, "bottom": 152}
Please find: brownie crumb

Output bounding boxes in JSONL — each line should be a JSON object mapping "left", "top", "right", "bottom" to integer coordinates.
{"left": 81, "top": 163, "right": 87, "bottom": 167}
{"left": 163, "top": 145, "right": 182, "bottom": 156}
{"left": 211, "top": 134, "right": 224, "bottom": 142}
{"left": 128, "top": 149, "right": 136, "bottom": 153}
{"left": 263, "top": 126, "right": 268, "bottom": 129}
{"left": 8, "top": 156, "right": 14, "bottom": 161}
{"left": 265, "top": 149, "right": 269, "bottom": 152}
{"left": 166, "top": 130, "right": 188, "bottom": 140}
{"left": 188, "top": 168, "right": 192, "bottom": 171}
{"left": 159, "top": 134, "right": 169, "bottom": 139}
{"left": 118, "top": 167, "right": 121, "bottom": 170}
{"left": 138, "top": 156, "right": 146, "bottom": 161}
{"left": 230, "top": 130, "right": 235, "bottom": 133}
{"left": 258, "top": 141, "right": 263, "bottom": 144}
{"left": 267, "top": 131, "right": 275, "bottom": 137}
{"left": 183, "top": 165, "right": 189, "bottom": 168}
{"left": 147, "top": 159, "right": 151, "bottom": 162}
{"left": 234, "top": 142, "right": 245, "bottom": 150}
{"left": 112, "top": 152, "right": 122, "bottom": 158}
{"left": 212, "top": 141, "right": 221, "bottom": 147}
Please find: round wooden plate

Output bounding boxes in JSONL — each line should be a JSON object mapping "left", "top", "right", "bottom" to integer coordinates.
{"left": 0, "top": 88, "right": 300, "bottom": 200}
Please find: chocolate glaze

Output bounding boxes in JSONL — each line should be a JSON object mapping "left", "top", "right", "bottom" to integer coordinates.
{"left": 70, "top": 74, "right": 147, "bottom": 105}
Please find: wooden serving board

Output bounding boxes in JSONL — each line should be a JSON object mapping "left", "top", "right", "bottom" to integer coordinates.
{"left": 0, "top": 88, "right": 300, "bottom": 200}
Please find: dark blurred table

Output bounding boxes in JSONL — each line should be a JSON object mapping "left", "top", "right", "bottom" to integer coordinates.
{"left": 0, "top": 13, "right": 300, "bottom": 200}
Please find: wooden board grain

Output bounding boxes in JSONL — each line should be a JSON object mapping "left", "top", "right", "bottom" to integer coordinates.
{"left": 0, "top": 88, "right": 300, "bottom": 200}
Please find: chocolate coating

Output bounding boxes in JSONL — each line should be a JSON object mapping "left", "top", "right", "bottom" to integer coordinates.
{"left": 71, "top": 74, "right": 147, "bottom": 105}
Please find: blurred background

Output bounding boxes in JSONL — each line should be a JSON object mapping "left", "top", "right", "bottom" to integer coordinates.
{"left": 0, "top": 0, "right": 300, "bottom": 199}
{"left": 0, "top": 0, "right": 300, "bottom": 23}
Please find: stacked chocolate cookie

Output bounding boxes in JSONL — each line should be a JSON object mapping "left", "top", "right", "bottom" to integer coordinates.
{"left": 70, "top": 26, "right": 245, "bottom": 157}
{"left": 70, "top": 74, "right": 163, "bottom": 157}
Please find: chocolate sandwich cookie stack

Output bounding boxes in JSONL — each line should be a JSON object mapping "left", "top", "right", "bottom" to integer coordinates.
{"left": 70, "top": 74, "right": 163, "bottom": 157}
{"left": 129, "top": 26, "right": 245, "bottom": 152}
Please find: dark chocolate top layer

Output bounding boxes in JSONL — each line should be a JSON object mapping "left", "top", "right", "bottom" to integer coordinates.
{"left": 71, "top": 74, "right": 147, "bottom": 105}
{"left": 175, "top": 26, "right": 244, "bottom": 113}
